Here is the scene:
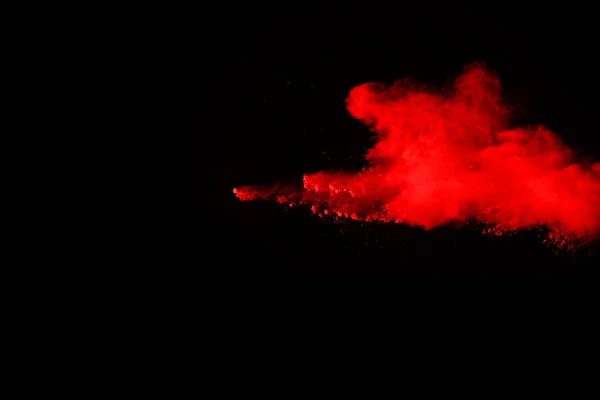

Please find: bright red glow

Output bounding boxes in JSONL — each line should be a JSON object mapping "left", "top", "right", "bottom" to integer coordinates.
{"left": 234, "top": 63, "right": 600, "bottom": 248}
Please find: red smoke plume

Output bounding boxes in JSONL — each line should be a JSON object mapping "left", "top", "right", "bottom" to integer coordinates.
{"left": 234, "top": 63, "right": 600, "bottom": 247}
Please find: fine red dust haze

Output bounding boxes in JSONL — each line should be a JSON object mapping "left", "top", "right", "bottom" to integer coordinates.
{"left": 234, "top": 63, "right": 600, "bottom": 247}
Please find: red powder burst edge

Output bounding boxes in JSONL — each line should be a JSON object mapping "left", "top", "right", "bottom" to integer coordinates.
{"left": 234, "top": 63, "right": 600, "bottom": 250}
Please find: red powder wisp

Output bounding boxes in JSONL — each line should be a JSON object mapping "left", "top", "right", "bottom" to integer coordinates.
{"left": 234, "top": 63, "right": 600, "bottom": 248}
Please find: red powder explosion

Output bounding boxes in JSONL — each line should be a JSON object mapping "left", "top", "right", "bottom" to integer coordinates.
{"left": 234, "top": 63, "right": 600, "bottom": 248}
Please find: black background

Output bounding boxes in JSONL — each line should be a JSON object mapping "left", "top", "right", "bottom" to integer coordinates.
{"left": 202, "top": 3, "right": 600, "bottom": 290}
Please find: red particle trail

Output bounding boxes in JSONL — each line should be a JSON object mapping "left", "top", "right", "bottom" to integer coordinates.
{"left": 234, "top": 63, "right": 600, "bottom": 247}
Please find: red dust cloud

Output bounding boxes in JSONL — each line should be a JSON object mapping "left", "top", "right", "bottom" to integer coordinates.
{"left": 234, "top": 63, "right": 600, "bottom": 248}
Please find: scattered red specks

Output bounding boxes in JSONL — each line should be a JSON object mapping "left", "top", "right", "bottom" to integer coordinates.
{"left": 233, "top": 63, "right": 600, "bottom": 249}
